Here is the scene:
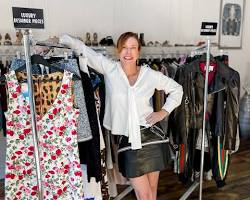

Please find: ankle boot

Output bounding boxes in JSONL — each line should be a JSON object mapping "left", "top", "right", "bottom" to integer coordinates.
{"left": 139, "top": 33, "right": 145, "bottom": 46}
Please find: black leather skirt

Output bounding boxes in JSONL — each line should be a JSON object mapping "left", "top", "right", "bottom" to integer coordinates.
{"left": 118, "top": 124, "right": 169, "bottom": 178}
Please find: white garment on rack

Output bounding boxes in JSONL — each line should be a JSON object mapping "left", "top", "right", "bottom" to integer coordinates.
{"left": 60, "top": 34, "right": 183, "bottom": 150}
{"left": 81, "top": 164, "right": 102, "bottom": 200}
{"left": 196, "top": 129, "right": 209, "bottom": 152}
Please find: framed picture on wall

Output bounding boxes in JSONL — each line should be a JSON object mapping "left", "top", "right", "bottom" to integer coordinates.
{"left": 219, "top": 0, "right": 245, "bottom": 48}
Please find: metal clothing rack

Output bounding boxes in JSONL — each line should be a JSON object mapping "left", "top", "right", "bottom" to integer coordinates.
{"left": 23, "top": 30, "right": 43, "bottom": 200}
{"left": 179, "top": 36, "right": 211, "bottom": 200}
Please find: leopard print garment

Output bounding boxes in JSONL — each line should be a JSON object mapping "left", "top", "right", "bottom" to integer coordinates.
{"left": 16, "top": 71, "right": 67, "bottom": 116}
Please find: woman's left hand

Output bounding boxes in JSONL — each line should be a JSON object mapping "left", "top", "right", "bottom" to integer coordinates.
{"left": 146, "top": 109, "right": 169, "bottom": 126}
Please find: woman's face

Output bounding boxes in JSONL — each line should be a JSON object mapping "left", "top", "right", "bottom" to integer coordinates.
{"left": 119, "top": 37, "right": 140, "bottom": 66}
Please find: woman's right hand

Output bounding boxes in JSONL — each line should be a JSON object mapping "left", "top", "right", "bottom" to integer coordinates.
{"left": 34, "top": 36, "right": 59, "bottom": 55}
{"left": 146, "top": 109, "right": 169, "bottom": 126}
{"left": 59, "top": 34, "right": 81, "bottom": 49}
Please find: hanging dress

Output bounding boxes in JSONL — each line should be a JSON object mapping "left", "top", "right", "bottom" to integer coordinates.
{"left": 5, "top": 70, "right": 84, "bottom": 200}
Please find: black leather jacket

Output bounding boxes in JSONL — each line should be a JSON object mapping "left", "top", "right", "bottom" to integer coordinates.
{"left": 170, "top": 54, "right": 240, "bottom": 150}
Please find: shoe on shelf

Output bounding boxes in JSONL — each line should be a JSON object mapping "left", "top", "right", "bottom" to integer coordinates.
{"left": 85, "top": 32, "right": 91, "bottom": 46}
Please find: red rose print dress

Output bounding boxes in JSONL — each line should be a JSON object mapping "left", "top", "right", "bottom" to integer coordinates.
{"left": 5, "top": 70, "right": 84, "bottom": 200}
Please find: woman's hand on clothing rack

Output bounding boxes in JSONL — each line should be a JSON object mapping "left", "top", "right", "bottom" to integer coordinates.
{"left": 146, "top": 109, "right": 169, "bottom": 126}
{"left": 59, "top": 34, "right": 82, "bottom": 51}
{"left": 59, "top": 34, "right": 115, "bottom": 75}
{"left": 34, "top": 45, "right": 50, "bottom": 56}
{"left": 33, "top": 36, "right": 59, "bottom": 55}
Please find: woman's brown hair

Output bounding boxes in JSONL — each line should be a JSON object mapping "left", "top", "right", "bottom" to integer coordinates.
{"left": 116, "top": 32, "right": 141, "bottom": 53}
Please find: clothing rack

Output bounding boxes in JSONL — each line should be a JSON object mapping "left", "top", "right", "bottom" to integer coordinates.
{"left": 179, "top": 36, "right": 211, "bottom": 200}
{"left": 1, "top": 43, "right": 196, "bottom": 200}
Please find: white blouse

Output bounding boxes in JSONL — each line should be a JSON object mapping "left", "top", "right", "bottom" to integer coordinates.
{"left": 60, "top": 35, "right": 183, "bottom": 150}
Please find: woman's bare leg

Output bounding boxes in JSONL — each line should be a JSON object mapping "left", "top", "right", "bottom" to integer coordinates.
{"left": 129, "top": 174, "right": 154, "bottom": 200}
{"left": 147, "top": 171, "right": 160, "bottom": 200}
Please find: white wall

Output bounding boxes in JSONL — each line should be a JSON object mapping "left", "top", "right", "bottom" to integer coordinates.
{"left": 0, "top": 0, "right": 249, "bottom": 91}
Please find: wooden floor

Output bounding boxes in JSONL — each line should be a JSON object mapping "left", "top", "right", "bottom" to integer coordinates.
{"left": 118, "top": 139, "right": 250, "bottom": 200}
{"left": 1, "top": 139, "right": 250, "bottom": 200}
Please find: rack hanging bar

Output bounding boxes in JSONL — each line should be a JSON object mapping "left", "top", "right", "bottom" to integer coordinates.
{"left": 199, "top": 36, "right": 211, "bottom": 200}
{"left": 23, "top": 30, "right": 43, "bottom": 200}
{"left": 0, "top": 54, "right": 23, "bottom": 56}
{"left": 0, "top": 45, "right": 196, "bottom": 60}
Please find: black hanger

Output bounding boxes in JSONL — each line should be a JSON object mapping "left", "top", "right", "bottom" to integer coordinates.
{"left": 31, "top": 55, "right": 82, "bottom": 79}
{"left": 31, "top": 54, "right": 52, "bottom": 67}
{"left": 47, "top": 56, "right": 65, "bottom": 62}
{"left": 12, "top": 55, "right": 81, "bottom": 81}
{"left": 16, "top": 54, "right": 63, "bottom": 74}
{"left": 138, "top": 58, "right": 147, "bottom": 66}
{"left": 152, "top": 58, "right": 161, "bottom": 65}
{"left": 13, "top": 54, "right": 53, "bottom": 72}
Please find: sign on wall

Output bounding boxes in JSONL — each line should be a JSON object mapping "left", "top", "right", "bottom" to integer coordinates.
{"left": 12, "top": 7, "right": 44, "bottom": 29}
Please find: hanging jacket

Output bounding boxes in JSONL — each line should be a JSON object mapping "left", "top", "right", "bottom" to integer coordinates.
{"left": 169, "top": 54, "right": 240, "bottom": 185}
{"left": 170, "top": 54, "right": 240, "bottom": 150}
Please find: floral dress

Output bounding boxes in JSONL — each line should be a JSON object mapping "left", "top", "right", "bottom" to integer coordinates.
{"left": 5, "top": 70, "right": 84, "bottom": 200}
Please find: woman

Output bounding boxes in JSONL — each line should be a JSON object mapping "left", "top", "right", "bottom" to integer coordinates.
{"left": 60, "top": 32, "right": 183, "bottom": 200}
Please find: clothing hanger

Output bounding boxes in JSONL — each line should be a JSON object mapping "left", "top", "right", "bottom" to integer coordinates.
{"left": 34, "top": 49, "right": 81, "bottom": 79}
{"left": 152, "top": 58, "right": 161, "bottom": 66}
{"left": 138, "top": 58, "right": 147, "bottom": 66}
{"left": 199, "top": 52, "right": 216, "bottom": 63}
{"left": 15, "top": 55, "right": 79, "bottom": 77}
{"left": 31, "top": 54, "right": 52, "bottom": 67}
{"left": 11, "top": 54, "right": 80, "bottom": 84}
{"left": 13, "top": 54, "right": 53, "bottom": 72}
{"left": 15, "top": 54, "right": 62, "bottom": 74}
